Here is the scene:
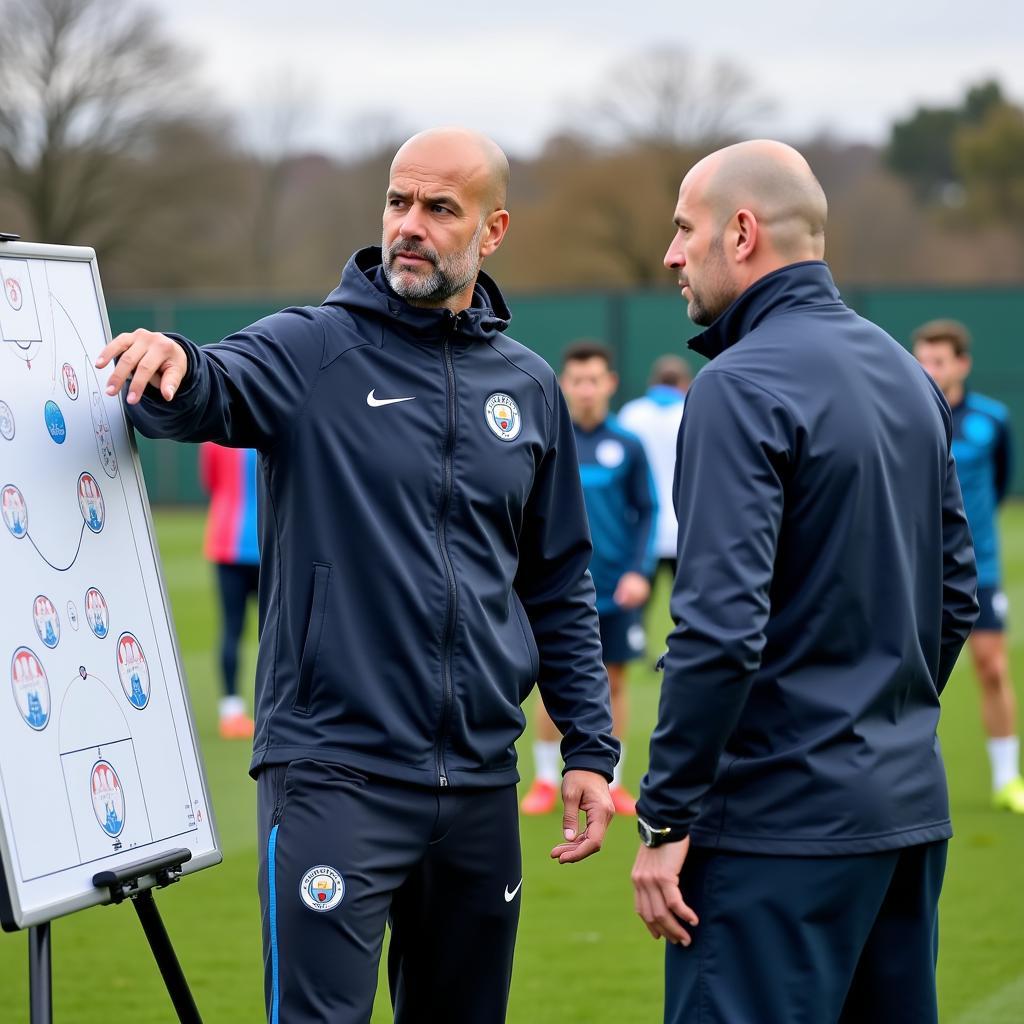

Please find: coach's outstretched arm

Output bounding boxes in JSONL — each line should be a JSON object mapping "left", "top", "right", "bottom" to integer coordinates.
{"left": 96, "top": 308, "right": 325, "bottom": 449}
{"left": 515, "top": 388, "right": 618, "bottom": 864}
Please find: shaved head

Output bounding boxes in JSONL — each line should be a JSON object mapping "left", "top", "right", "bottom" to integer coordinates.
{"left": 664, "top": 139, "right": 831, "bottom": 325}
{"left": 684, "top": 140, "right": 827, "bottom": 259}
{"left": 391, "top": 127, "right": 509, "bottom": 212}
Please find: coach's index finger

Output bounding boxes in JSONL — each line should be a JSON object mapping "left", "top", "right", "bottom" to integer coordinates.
{"left": 95, "top": 331, "right": 139, "bottom": 371}
{"left": 96, "top": 330, "right": 186, "bottom": 403}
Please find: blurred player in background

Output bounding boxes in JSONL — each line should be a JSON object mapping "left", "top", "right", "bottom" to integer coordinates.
{"left": 618, "top": 355, "right": 690, "bottom": 582}
{"left": 914, "top": 319, "right": 1023, "bottom": 812}
{"left": 522, "top": 341, "right": 657, "bottom": 817}
{"left": 200, "top": 442, "right": 260, "bottom": 739}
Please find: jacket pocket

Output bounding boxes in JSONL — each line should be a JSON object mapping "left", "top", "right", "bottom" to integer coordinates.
{"left": 512, "top": 593, "right": 540, "bottom": 681}
{"left": 293, "top": 562, "right": 332, "bottom": 715}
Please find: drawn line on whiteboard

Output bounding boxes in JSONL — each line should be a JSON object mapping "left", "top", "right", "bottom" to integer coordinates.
{"left": 58, "top": 753, "right": 84, "bottom": 866}
{"left": 51, "top": 292, "right": 118, "bottom": 478}
{"left": 26, "top": 522, "right": 86, "bottom": 572}
{"left": 43, "top": 262, "right": 57, "bottom": 387}
{"left": 59, "top": 738, "right": 131, "bottom": 759}
{"left": 95, "top": 250, "right": 198, "bottom": 815}
{"left": 56, "top": 273, "right": 178, "bottom": 844}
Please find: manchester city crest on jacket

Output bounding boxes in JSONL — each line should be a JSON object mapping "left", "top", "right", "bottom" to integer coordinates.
{"left": 485, "top": 393, "right": 521, "bottom": 441}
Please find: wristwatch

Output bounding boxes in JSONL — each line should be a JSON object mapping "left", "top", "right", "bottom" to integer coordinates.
{"left": 637, "top": 816, "right": 684, "bottom": 847}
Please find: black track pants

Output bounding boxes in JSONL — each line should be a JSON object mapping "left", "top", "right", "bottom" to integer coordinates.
{"left": 257, "top": 759, "right": 522, "bottom": 1023}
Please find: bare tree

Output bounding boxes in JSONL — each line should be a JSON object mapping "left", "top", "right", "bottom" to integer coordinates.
{"left": 527, "top": 45, "right": 775, "bottom": 286}
{"left": 244, "top": 69, "right": 318, "bottom": 287}
{"left": 588, "top": 46, "right": 773, "bottom": 151}
{"left": 0, "top": 0, "right": 210, "bottom": 249}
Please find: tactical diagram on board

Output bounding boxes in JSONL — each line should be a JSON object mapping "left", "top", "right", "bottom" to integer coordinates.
{"left": 0, "top": 250, "right": 217, "bottom": 929}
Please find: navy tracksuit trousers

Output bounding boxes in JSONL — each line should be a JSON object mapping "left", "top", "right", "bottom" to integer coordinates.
{"left": 214, "top": 562, "right": 259, "bottom": 697}
{"left": 257, "top": 759, "right": 522, "bottom": 1023}
{"left": 666, "top": 841, "right": 948, "bottom": 1024}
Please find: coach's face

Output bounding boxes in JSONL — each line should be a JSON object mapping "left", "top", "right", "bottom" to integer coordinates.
{"left": 664, "top": 176, "right": 737, "bottom": 327}
{"left": 382, "top": 135, "right": 507, "bottom": 311}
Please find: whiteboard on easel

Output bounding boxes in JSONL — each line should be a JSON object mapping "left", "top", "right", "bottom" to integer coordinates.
{"left": 0, "top": 240, "right": 220, "bottom": 931}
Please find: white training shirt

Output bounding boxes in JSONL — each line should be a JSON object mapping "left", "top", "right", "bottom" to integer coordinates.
{"left": 617, "top": 386, "right": 686, "bottom": 560}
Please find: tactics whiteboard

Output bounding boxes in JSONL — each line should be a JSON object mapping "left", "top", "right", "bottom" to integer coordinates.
{"left": 0, "top": 241, "right": 220, "bottom": 931}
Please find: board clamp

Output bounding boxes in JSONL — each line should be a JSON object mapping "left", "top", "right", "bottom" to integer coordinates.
{"left": 92, "top": 849, "right": 202, "bottom": 1022}
{"left": 92, "top": 848, "right": 192, "bottom": 904}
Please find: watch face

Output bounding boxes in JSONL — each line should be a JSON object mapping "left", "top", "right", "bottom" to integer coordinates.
{"left": 637, "top": 818, "right": 654, "bottom": 846}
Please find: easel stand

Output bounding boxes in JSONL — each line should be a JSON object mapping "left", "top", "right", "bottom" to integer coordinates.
{"left": 28, "top": 923, "right": 51, "bottom": 1024}
{"left": 26, "top": 849, "right": 201, "bottom": 1023}
{"left": 92, "top": 849, "right": 201, "bottom": 1024}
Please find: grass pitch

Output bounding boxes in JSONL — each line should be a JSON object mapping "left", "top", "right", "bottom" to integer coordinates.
{"left": 1, "top": 506, "right": 1022, "bottom": 1022}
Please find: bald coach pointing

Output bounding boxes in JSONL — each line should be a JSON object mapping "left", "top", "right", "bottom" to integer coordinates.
{"left": 97, "top": 128, "right": 617, "bottom": 1024}
{"left": 632, "top": 140, "right": 977, "bottom": 1023}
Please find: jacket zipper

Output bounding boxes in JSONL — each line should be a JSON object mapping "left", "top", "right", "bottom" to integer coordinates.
{"left": 434, "top": 312, "right": 460, "bottom": 787}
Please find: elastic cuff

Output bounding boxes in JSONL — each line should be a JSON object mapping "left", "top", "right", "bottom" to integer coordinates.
{"left": 562, "top": 760, "right": 615, "bottom": 784}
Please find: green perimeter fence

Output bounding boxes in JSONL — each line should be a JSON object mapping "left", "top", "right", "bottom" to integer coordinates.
{"left": 107, "top": 283, "right": 1024, "bottom": 502}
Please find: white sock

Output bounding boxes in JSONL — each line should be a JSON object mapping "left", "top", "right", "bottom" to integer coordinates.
{"left": 612, "top": 743, "right": 626, "bottom": 789}
{"left": 533, "top": 740, "right": 561, "bottom": 784}
{"left": 988, "top": 736, "right": 1021, "bottom": 791}
{"left": 219, "top": 695, "right": 245, "bottom": 719}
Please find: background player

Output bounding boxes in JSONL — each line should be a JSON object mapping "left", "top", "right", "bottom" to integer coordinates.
{"left": 200, "top": 441, "right": 260, "bottom": 739}
{"left": 618, "top": 355, "right": 690, "bottom": 582}
{"left": 522, "top": 341, "right": 657, "bottom": 817}
{"left": 914, "top": 319, "right": 1024, "bottom": 812}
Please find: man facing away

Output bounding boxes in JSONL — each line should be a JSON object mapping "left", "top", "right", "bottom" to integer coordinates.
{"left": 97, "top": 127, "right": 617, "bottom": 1024}
{"left": 522, "top": 340, "right": 657, "bottom": 817}
{"left": 914, "top": 318, "right": 1024, "bottom": 813}
{"left": 618, "top": 355, "right": 690, "bottom": 581}
{"left": 631, "top": 140, "right": 978, "bottom": 1023}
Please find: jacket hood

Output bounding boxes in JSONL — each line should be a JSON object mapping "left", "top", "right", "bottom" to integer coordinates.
{"left": 323, "top": 246, "right": 512, "bottom": 343}
{"left": 689, "top": 260, "right": 842, "bottom": 361}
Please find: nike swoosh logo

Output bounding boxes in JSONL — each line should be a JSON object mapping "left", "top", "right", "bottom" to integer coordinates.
{"left": 367, "top": 389, "right": 415, "bottom": 407}
{"left": 504, "top": 879, "right": 523, "bottom": 902}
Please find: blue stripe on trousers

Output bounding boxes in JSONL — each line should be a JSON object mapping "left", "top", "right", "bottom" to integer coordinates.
{"left": 268, "top": 824, "right": 280, "bottom": 1024}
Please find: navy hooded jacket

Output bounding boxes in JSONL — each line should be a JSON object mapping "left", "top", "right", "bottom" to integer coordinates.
{"left": 127, "top": 247, "right": 618, "bottom": 787}
{"left": 637, "top": 261, "right": 978, "bottom": 854}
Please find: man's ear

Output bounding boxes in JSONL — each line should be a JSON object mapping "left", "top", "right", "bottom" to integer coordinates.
{"left": 733, "top": 209, "right": 758, "bottom": 263}
{"left": 480, "top": 210, "right": 510, "bottom": 258}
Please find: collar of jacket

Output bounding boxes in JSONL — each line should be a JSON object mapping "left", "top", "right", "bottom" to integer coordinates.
{"left": 323, "top": 246, "right": 512, "bottom": 346}
{"left": 688, "top": 260, "right": 842, "bottom": 361}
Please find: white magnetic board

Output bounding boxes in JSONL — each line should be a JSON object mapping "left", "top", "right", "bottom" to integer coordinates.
{"left": 0, "top": 240, "right": 220, "bottom": 930}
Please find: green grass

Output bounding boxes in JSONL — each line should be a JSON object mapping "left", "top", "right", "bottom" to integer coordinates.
{"left": 2, "top": 506, "right": 1023, "bottom": 1022}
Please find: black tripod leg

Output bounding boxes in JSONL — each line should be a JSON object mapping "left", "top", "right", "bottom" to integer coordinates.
{"left": 131, "top": 890, "right": 202, "bottom": 1024}
{"left": 28, "top": 923, "right": 52, "bottom": 1024}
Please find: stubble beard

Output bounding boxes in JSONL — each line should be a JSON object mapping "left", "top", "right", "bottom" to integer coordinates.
{"left": 686, "top": 233, "right": 736, "bottom": 327}
{"left": 382, "top": 222, "right": 485, "bottom": 306}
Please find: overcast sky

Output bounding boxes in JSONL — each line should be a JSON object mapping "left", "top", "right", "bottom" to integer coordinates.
{"left": 155, "top": 0, "right": 1024, "bottom": 157}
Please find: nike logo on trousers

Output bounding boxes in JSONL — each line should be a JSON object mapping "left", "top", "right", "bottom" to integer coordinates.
{"left": 504, "top": 879, "right": 523, "bottom": 902}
